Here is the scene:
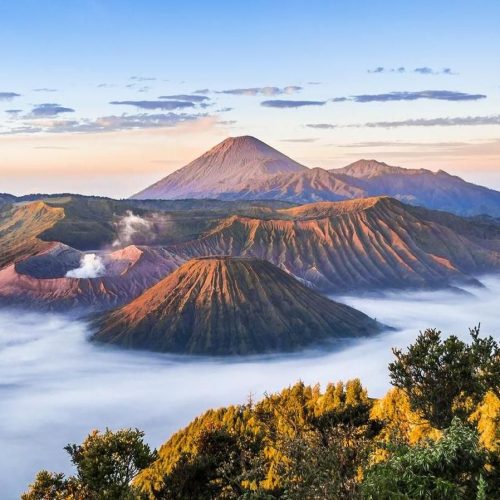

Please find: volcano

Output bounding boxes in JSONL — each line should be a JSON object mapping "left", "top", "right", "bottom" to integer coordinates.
{"left": 92, "top": 257, "right": 383, "bottom": 355}
{"left": 132, "top": 136, "right": 307, "bottom": 200}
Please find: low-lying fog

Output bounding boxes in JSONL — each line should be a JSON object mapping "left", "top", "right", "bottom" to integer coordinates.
{"left": 2, "top": 275, "right": 500, "bottom": 497}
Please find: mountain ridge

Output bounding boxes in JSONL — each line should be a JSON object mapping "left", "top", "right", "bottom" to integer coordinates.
{"left": 132, "top": 137, "right": 500, "bottom": 217}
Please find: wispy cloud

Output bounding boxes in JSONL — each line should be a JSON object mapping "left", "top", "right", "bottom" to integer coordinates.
{"left": 281, "top": 138, "right": 317, "bottom": 143}
{"left": 261, "top": 99, "right": 326, "bottom": 108}
{"left": 110, "top": 100, "right": 195, "bottom": 110}
{"left": 5, "top": 109, "right": 22, "bottom": 115}
{"left": 97, "top": 83, "right": 118, "bottom": 88}
{"left": 33, "top": 88, "right": 58, "bottom": 92}
{"left": 367, "top": 67, "right": 456, "bottom": 75}
{"left": 337, "top": 90, "right": 485, "bottom": 103}
{"left": 28, "top": 103, "right": 75, "bottom": 117}
{"left": 355, "top": 115, "right": 500, "bottom": 128}
{"left": 338, "top": 141, "right": 471, "bottom": 148}
{"left": 0, "top": 92, "right": 21, "bottom": 101}
{"left": 129, "top": 76, "right": 157, "bottom": 82}
{"left": 158, "top": 94, "right": 210, "bottom": 103}
{"left": 306, "top": 123, "right": 336, "bottom": 129}
{"left": 218, "top": 86, "right": 302, "bottom": 96}
{"left": 0, "top": 112, "right": 206, "bottom": 135}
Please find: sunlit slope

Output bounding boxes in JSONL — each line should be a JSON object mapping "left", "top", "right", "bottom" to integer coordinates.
{"left": 132, "top": 136, "right": 307, "bottom": 199}
{"left": 174, "top": 197, "right": 500, "bottom": 291}
{"left": 0, "top": 201, "right": 64, "bottom": 270}
{"left": 92, "top": 257, "right": 382, "bottom": 355}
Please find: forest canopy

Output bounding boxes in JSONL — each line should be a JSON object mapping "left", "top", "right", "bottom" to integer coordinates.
{"left": 23, "top": 328, "right": 499, "bottom": 499}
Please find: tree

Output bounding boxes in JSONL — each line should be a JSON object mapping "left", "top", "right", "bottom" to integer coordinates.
{"left": 388, "top": 327, "right": 499, "bottom": 429}
{"left": 154, "top": 426, "right": 264, "bottom": 499}
{"left": 361, "top": 418, "right": 493, "bottom": 499}
{"left": 22, "top": 428, "right": 156, "bottom": 500}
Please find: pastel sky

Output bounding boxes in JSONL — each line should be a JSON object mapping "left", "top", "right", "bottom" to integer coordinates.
{"left": 1, "top": 0, "right": 500, "bottom": 197}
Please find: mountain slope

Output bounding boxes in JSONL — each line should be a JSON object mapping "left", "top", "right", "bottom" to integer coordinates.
{"left": 332, "top": 159, "right": 500, "bottom": 217}
{"left": 0, "top": 245, "right": 183, "bottom": 311}
{"left": 172, "top": 197, "right": 500, "bottom": 292}
{"left": 92, "top": 257, "right": 383, "bottom": 355}
{"left": 131, "top": 135, "right": 500, "bottom": 216}
{"left": 132, "top": 136, "right": 307, "bottom": 200}
{"left": 218, "top": 167, "right": 367, "bottom": 203}
{"left": 0, "top": 201, "right": 65, "bottom": 270}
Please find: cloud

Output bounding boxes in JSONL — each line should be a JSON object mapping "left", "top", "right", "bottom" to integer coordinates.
{"left": 331, "top": 97, "right": 348, "bottom": 102}
{"left": 261, "top": 99, "right": 326, "bottom": 108}
{"left": 130, "top": 76, "right": 157, "bottom": 81}
{"left": 97, "top": 83, "right": 118, "bottom": 88}
{"left": 218, "top": 86, "right": 302, "bottom": 96}
{"left": 217, "top": 119, "right": 237, "bottom": 126}
{"left": 367, "top": 66, "right": 406, "bottom": 74}
{"left": 0, "top": 112, "right": 206, "bottom": 135}
{"left": 343, "top": 90, "right": 486, "bottom": 102}
{"left": 29, "top": 103, "right": 75, "bottom": 117}
{"left": 110, "top": 100, "right": 195, "bottom": 110}
{"left": 0, "top": 92, "right": 21, "bottom": 101}
{"left": 356, "top": 115, "right": 500, "bottom": 128}
{"left": 193, "top": 89, "right": 210, "bottom": 95}
{"left": 281, "top": 138, "right": 317, "bottom": 143}
{"left": 33, "top": 88, "right": 58, "bottom": 92}
{"left": 306, "top": 123, "right": 336, "bottom": 129}
{"left": 158, "top": 94, "right": 210, "bottom": 103}
{"left": 414, "top": 67, "right": 457, "bottom": 75}
{"left": 367, "top": 67, "right": 456, "bottom": 75}
{"left": 338, "top": 140, "right": 472, "bottom": 148}
{"left": 0, "top": 125, "right": 42, "bottom": 135}
{"left": 5, "top": 109, "right": 22, "bottom": 115}
{"left": 413, "top": 67, "right": 433, "bottom": 75}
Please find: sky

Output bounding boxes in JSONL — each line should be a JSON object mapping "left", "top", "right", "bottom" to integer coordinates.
{"left": 1, "top": 0, "right": 500, "bottom": 197}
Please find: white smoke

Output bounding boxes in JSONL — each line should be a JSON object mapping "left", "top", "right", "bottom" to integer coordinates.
{"left": 113, "top": 210, "right": 153, "bottom": 247}
{"left": 65, "top": 254, "right": 105, "bottom": 279}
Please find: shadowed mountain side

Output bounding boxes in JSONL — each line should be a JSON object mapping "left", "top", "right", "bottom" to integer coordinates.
{"left": 217, "top": 168, "right": 366, "bottom": 203}
{"left": 0, "top": 245, "right": 184, "bottom": 312}
{"left": 92, "top": 257, "right": 384, "bottom": 356}
{"left": 332, "top": 160, "right": 500, "bottom": 217}
{"left": 170, "top": 197, "right": 500, "bottom": 292}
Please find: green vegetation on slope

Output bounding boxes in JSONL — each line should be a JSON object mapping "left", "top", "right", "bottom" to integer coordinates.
{"left": 23, "top": 327, "right": 499, "bottom": 499}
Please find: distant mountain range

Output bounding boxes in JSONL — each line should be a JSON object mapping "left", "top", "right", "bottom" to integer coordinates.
{"left": 92, "top": 257, "right": 383, "bottom": 355}
{"left": 133, "top": 136, "right": 500, "bottom": 217}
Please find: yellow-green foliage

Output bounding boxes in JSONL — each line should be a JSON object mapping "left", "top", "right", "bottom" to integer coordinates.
{"left": 370, "top": 388, "right": 441, "bottom": 446}
{"left": 135, "top": 378, "right": 371, "bottom": 495}
{"left": 135, "top": 380, "right": 500, "bottom": 497}
{"left": 470, "top": 391, "right": 500, "bottom": 453}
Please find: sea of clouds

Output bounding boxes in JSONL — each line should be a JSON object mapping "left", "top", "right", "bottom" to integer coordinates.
{"left": 1, "top": 275, "right": 499, "bottom": 496}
